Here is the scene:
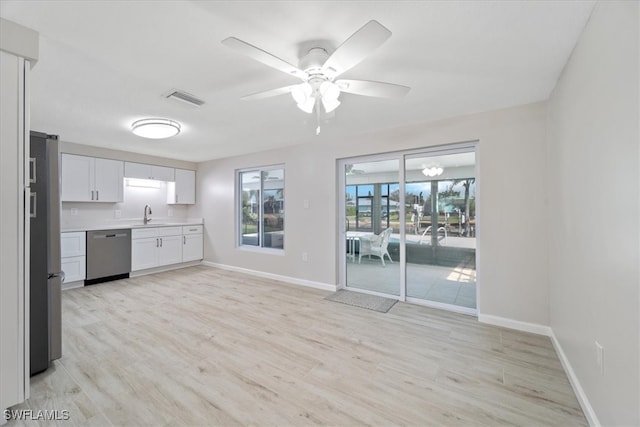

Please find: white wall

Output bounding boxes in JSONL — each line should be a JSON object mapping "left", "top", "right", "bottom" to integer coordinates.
{"left": 61, "top": 183, "right": 189, "bottom": 228}
{"left": 0, "top": 48, "right": 28, "bottom": 415}
{"left": 194, "top": 101, "right": 550, "bottom": 326}
{"left": 547, "top": 1, "right": 639, "bottom": 425}
{"left": 59, "top": 141, "right": 197, "bottom": 228}
{"left": 0, "top": 18, "right": 38, "bottom": 413}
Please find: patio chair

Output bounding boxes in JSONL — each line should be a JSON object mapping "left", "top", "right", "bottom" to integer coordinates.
{"left": 358, "top": 227, "right": 393, "bottom": 266}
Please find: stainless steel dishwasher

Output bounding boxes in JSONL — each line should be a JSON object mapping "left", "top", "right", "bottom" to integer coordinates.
{"left": 86, "top": 229, "right": 131, "bottom": 284}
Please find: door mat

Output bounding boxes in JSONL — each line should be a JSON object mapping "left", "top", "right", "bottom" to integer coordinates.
{"left": 324, "top": 290, "right": 397, "bottom": 313}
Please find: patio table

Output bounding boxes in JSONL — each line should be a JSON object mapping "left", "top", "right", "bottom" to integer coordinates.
{"left": 346, "top": 231, "right": 373, "bottom": 262}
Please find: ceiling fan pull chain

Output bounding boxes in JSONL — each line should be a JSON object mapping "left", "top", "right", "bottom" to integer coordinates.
{"left": 315, "top": 98, "right": 321, "bottom": 135}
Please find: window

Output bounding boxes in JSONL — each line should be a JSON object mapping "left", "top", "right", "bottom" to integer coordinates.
{"left": 238, "top": 166, "right": 284, "bottom": 250}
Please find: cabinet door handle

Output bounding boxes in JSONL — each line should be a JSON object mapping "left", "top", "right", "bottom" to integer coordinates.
{"left": 175, "top": 194, "right": 178, "bottom": 203}
{"left": 91, "top": 190, "right": 94, "bottom": 200}
{"left": 160, "top": 238, "right": 163, "bottom": 247}
{"left": 156, "top": 238, "right": 159, "bottom": 248}
{"left": 96, "top": 190, "right": 99, "bottom": 200}
{"left": 183, "top": 236, "right": 186, "bottom": 245}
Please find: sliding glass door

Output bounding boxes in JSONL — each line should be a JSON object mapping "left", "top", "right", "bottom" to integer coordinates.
{"left": 344, "top": 159, "right": 400, "bottom": 296}
{"left": 339, "top": 143, "right": 477, "bottom": 313}
{"left": 404, "top": 152, "right": 476, "bottom": 309}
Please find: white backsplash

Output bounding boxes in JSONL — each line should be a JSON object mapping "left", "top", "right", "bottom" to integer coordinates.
{"left": 61, "top": 181, "right": 190, "bottom": 228}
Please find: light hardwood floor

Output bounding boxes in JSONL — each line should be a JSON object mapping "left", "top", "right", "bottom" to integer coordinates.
{"left": 8, "top": 266, "right": 586, "bottom": 426}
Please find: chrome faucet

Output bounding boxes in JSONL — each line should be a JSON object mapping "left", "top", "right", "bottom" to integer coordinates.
{"left": 143, "top": 204, "right": 152, "bottom": 224}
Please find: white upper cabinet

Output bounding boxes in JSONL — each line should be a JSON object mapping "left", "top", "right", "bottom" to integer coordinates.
{"left": 168, "top": 169, "right": 196, "bottom": 205}
{"left": 61, "top": 154, "right": 93, "bottom": 202}
{"left": 124, "top": 162, "right": 174, "bottom": 181}
{"left": 93, "top": 158, "right": 124, "bottom": 202}
{"left": 61, "top": 154, "right": 123, "bottom": 202}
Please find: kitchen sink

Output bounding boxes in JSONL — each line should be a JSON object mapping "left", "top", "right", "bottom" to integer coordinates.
{"left": 127, "top": 222, "right": 169, "bottom": 228}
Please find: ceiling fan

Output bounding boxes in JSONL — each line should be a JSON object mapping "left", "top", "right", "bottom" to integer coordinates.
{"left": 346, "top": 164, "right": 365, "bottom": 175}
{"left": 222, "top": 20, "right": 410, "bottom": 134}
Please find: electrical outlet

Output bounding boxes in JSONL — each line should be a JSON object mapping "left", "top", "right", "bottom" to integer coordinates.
{"left": 302, "top": 252, "right": 308, "bottom": 262}
{"left": 595, "top": 341, "right": 604, "bottom": 376}
{"left": 167, "top": 208, "right": 173, "bottom": 217}
{"left": 303, "top": 199, "right": 310, "bottom": 209}
{"left": 70, "top": 208, "right": 78, "bottom": 216}
{"left": 114, "top": 209, "right": 122, "bottom": 219}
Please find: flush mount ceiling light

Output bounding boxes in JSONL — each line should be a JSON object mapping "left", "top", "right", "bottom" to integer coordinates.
{"left": 422, "top": 167, "right": 444, "bottom": 177}
{"left": 131, "top": 118, "right": 181, "bottom": 139}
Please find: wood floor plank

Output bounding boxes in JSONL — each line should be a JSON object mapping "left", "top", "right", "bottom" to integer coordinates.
{"left": 7, "top": 265, "right": 587, "bottom": 426}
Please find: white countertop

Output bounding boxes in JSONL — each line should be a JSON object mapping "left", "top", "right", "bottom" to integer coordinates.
{"left": 61, "top": 218, "right": 203, "bottom": 233}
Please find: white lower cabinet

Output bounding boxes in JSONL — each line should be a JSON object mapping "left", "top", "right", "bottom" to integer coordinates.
{"left": 157, "top": 235, "right": 182, "bottom": 266}
{"left": 131, "top": 236, "right": 158, "bottom": 271}
{"left": 61, "top": 256, "right": 86, "bottom": 283}
{"left": 61, "top": 232, "right": 86, "bottom": 283}
{"left": 182, "top": 225, "right": 203, "bottom": 262}
{"left": 131, "top": 226, "right": 183, "bottom": 271}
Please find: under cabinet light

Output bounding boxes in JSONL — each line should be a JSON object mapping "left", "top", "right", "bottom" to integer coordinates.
{"left": 125, "top": 178, "right": 162, "bottom": 188}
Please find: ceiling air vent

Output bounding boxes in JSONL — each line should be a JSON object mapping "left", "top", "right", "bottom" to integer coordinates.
{"left": 164, "top": 89, "right": 205, "bottom": 107}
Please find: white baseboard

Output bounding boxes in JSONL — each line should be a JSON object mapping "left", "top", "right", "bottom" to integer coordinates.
{"left": 202, "top": 261, "right": 336, "bottom": 292}
{"left": 478, "top": 313, "right": 553, "bottom": 336}
{"left": 479, "top": 314, "right": 599, "bottom": 427}
{"left": 549, "top": 330, "right": 601, "bottom": 427}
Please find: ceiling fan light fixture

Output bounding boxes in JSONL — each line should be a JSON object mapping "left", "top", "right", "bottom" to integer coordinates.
{"left": 321, "top": 96, "right": 340, "bottom": 113}
{"left": 297, "top": 97, "right": 315, "bottom": 114}
{"left": 291, "top": 83, "right": 312, "bottom": 105}
{"left": 422, "top": 167, "right": 444, "bottom": 177}
{"left": 319, "top": 81, "right": 340, "bottom": 101}
{"left": 131, "top": 118, "right": 181, "bottom": 139}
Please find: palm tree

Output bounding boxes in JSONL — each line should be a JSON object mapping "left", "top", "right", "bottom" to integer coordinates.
{"left": 450, "top": 178, "right": 476, "bottom": 236}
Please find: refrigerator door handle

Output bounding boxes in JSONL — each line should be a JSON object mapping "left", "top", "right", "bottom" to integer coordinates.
{"left": 48, "top": 271, "right": 66, "bottom": 283}
{"left": 29, "top": 157, "right": 36, "bottom": 183}
{"left": 30, "top": 191, "right": 37, "bottom": 218}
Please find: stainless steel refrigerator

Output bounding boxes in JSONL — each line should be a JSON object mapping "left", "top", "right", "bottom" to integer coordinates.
{"left": 29, "top": 131, "right": 63, "bottom": 375}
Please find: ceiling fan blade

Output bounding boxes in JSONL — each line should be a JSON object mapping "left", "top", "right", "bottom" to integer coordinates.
{"left": 240, "top": 85, "right": 297, "bottom": 101}
{"left": 336, "top": 79, "right": 410, "bottom": 98}
{"left": 322, "top": 20, "right": 392, "bottom": 78}
{"left": 222, "top": 37, "right": 308, "bottom": 80}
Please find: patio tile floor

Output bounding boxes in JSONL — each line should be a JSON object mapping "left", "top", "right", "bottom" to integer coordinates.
{"left": 346, "top": 259, "right": 476, "bottom": 309}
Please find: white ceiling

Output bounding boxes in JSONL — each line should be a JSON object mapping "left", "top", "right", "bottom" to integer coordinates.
{"left": 0, "top": 1, "right": 595, "bottom": 162}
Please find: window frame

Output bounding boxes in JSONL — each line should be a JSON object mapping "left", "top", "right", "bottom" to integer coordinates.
{"left": 236, "top": 164, "right": 285, "bottom": 253}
